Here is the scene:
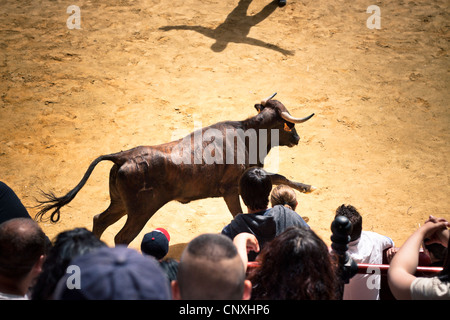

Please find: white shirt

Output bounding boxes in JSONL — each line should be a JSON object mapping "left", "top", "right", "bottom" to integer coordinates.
{"left": 0, "top": 291, "right": 29, "bottom": 300}
{"left": 343, "top": 231, "right": 394, "bottom": 300}
{"left": 410, "top": 277, "right": 450, "bottom": 300}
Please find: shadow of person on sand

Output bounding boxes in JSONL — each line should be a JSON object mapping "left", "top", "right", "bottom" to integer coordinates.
{"left": 159, "top": 0, "right": 294, "bottom": 56}
{"left": 167, "top": 242, "right": 188, "bottom": 260}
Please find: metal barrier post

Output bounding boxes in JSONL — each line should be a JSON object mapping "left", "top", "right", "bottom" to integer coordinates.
{"left": 330, "top": 215, "right": 358, "bottom": 298}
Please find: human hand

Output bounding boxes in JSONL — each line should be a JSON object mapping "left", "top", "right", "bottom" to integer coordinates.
{"left": 233, "top": 232, "right": 260, "bottom": 271}
{"left": 421, "top": 215, "right": 449, "bottom": 247}
{"left": 385, "top": 247, "right": 399, "bottom": 263}
{"left": 233, "top": 232, "right": 260, "bottom": 254}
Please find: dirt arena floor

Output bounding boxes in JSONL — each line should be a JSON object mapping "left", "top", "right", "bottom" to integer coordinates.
{"left": 1, "top": 0, "right": 449, "bottom": 259}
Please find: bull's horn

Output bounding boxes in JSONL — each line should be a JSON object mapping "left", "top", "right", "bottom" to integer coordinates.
{"left": 261, "top": 92, "right": 277, "bottom": 106}
{"left": 281, "top": 112, "right": 315, "bottom": 124}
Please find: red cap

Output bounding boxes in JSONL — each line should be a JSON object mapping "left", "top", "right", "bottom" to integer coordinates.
{"left": 154, "top": 228, "right": 170, "bottom": 242}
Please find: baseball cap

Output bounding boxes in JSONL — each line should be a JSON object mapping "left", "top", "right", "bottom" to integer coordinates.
{"left": 141, "top": 228, "right": 170, "bottom": 260}
{"left": 54, "top": 246, "right": 171, "bottom": 300}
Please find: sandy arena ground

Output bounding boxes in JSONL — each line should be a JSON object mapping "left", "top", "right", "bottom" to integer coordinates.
{"left": 0, "top": 0, "right": 449, "bottom": 259}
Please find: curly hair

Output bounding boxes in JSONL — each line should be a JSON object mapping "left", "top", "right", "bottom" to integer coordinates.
{"left": 248, "top": 226, "right": 339, "bottom": 300}
{"left": 335, "top": 204, "right": 362, "bottom": 242}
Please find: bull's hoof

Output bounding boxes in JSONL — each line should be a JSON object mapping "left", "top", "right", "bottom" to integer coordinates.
{"left": 304, "top": 185, "right": 317, "bottom": 194}
{"left": 294, "top": 183, "right": 317, "bottom": 194}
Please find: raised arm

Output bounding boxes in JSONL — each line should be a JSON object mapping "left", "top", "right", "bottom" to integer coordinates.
{"left": 388, "top": 216, "right": 449, "bottom": 299}
{"left": 233, "top": 232, "right": 260, "bottom": 271}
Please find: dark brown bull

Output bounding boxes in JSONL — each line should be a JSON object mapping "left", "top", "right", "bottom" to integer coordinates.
{"left": 36, "top": 94, "right": 315, "bottom": 245}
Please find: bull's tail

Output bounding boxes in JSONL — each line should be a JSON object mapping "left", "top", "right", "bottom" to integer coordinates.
{"left": 35, "top": 154, "right": 119, "bottom": 223}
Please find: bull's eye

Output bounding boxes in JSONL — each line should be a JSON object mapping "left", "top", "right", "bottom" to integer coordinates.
{"left": 284, "top": 123, "right": 292, "bottom": 132}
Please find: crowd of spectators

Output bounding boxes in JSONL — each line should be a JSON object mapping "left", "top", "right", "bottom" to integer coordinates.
{"left": 0, "top": 169, "right": 449, "bottom": 300}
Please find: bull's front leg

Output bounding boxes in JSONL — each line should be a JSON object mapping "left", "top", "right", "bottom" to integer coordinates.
{"left": 269, "top": 173, "right": 316, "bottom": 193}
{"left": 223, "top": 192, "right": 243, "bottom": 217}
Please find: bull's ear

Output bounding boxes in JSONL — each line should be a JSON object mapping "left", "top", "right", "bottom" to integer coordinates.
{"left": 254, "top": 104, "right": 264, "bottom": 113}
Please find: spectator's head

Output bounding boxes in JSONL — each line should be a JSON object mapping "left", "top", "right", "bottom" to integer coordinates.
{"left": 31, "top": 227, "right": 106, "bottom": 300}
{"left": 239, "top": 167, "right": 272, "bottom": 211}
{"left": 437, "top": 236, "right": 450, "bottom": 283}
{"left": 335, "top": 204, "right": 362, "bottom": 241}
{"left": 249, "top": 226, "right": 339, "bottom": 300}
{"left": 0, "top": 218, "right": 46, "bottom": 295}
{"left": 54, "top": 246, "right": 171, "bottom": 300}
{"left": 172, "top": 233, "right": 251, "bottom": 300}
{"left": 425, "top": 242, "right": 446, "bottom": 266}
{"left": 270, "top": 184, "right": 298, "bottom": 211}
{"left": 141, "top": 228, "right": 170, "bottom": 260}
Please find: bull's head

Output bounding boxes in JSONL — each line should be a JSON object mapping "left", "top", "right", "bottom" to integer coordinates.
{"left": 254, "top": 93, "right": 314, "bottom": 148}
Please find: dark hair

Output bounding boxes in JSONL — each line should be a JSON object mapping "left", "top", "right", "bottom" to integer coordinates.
{"left": 239, "top": 167, "right": 272, "bottom": 211}
{"left": 177, "top": 233, "right": 245, "bottom": 299}
{"left": 335, "top": 204, "right": 362, "bottom": 242}
{"left": 185, "top": 233, "right": 238, "bottom": 260}
{"left": 437, "top": 236, "right": 450, "bottom": 283}
{"left": 31, "top": 228, "right": 106, "bottom": 300}
{"left": 0, "top": 218, "right": 46, "bottom": 279}
{"left": 249, "top": 226, "right": 339, "bottom": 300}
{"left": 425, "top": 243, "right": 446, "bottom": 265}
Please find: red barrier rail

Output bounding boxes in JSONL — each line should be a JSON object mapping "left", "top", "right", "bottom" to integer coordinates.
{"left": 356, "top": 263, "right": 442, "bottom": 276}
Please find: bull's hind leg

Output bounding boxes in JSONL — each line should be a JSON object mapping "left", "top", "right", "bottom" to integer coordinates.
{"left": 93, "top": 200, "right": 125, "bottom": 239}
{"left": 92, "top": 164, "right": 126, "bottom": 239}
{"left": 269, "top": 173, "right": 317, "bottom": 193}
{"left": 114, "top": 193, "right": 168, "bottom": 246}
